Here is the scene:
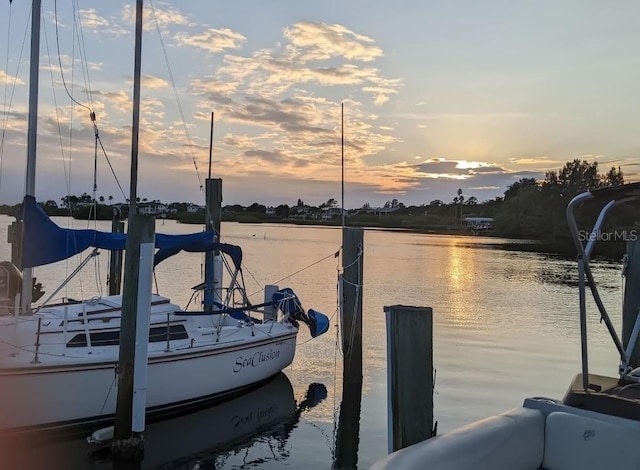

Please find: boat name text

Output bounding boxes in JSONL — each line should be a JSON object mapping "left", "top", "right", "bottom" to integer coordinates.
{"left": 233, "top": 349, "right": 280, "bottom": 372}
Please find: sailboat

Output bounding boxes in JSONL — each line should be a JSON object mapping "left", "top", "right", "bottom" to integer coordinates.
{"left": 0, "top": 0, "right": 329, "bottom": 434}
{"left": 374, "top": 183, "right": 640, "bottom": 470}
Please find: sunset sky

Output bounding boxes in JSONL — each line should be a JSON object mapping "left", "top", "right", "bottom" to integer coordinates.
{"left": 1, "top": 0, "right": 639, "bottom": 208}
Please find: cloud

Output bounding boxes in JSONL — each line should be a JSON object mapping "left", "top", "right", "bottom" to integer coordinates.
{"left": 142, "top": 75, "right": 169, "bottom": 89}
{"left": 78, "top": 8, "right": 127, "bottom": 37}
{"left": 30, "top": 7, "right": 403, "bottom": 205}
{"left": 407, "top": 158, "right": 531, "bottom": 184}
{"left": 188, "top": 78, "right": 239, "bottom": 105}
{"left": 243, "top": 149, "right": 286, "bottom": 164}
{"left": 0, "top": 70, "right": 25, "bottom": 86}
{"left": 222, "top": 133, "right": 257, "bottom": 149}
{"left": 90, "top": 89, "right": 132, "bottom": 111}
{"left": 122, "top": 3, "right": 190, "bottom": 31}
{"left": 283, "top": 22, "right": 383, "bottom": 63}
{"left": 510, "top": 156, "right": 562, "bottom": 166}
{"left": 79, "top": 9, "right": 110, "bottom": 29}
{"left": 174, "top": 28, "right": 246, "bottom": 53}
{"left": 226, "top": 97, "right": 331, "bottom": 135}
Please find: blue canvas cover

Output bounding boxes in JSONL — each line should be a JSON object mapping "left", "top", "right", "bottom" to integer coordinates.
{"left": 20, "top": 196, "right": 242, "bottom": 269}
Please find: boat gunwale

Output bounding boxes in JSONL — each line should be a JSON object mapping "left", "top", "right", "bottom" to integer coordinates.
{"left": 0, "top": 331, "right": 297, "bottom": 375}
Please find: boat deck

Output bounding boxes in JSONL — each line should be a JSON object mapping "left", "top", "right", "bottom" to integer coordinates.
{"left": 563, "top": 373, "right": 640, "bottom": 421}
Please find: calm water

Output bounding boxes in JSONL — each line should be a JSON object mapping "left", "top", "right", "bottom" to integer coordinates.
{"left": 0, "top": 215, "right": 624, "bottom": 469}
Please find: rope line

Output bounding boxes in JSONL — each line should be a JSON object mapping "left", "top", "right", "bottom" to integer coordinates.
{"left": 148, "top": 0, "right": 204, "bottom": 198}
{"left": 0, "top": 4, "right": 29, "bottom": 195}
{"left": 54, "top": 0, "right": 90, "bottom": 113}
{"left": 0, "top": 0, "right": 13, "bottom": 193}
{"left": 246, "top": 249, "right": 340, "bottom": 298}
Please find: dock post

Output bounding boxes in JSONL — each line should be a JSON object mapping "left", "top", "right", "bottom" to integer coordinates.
{"left": 108, "top": 211, "right": 125, "bottom": 296}
{"left": 384, "top": 305, "right": 434, "bottom": 453}
{"left": 264, "top": 285, "right": 279, "bottom": 322}
{"left": 8, "top": 221, "right": 22, "bottom": 270}
{"left": 623, "top": 240, "right": 640, "bottom": 368}
{"left": 204, "top": 178, "right": 222, "bottom": 311}
{"left": 340, "top": 227, "right": 363, "bottom": 380}
{"left": 112, "top": 212, "right": 155, "bottom": 460}
{"left": 334, "top": 227, "right": 364, "bottom": 469}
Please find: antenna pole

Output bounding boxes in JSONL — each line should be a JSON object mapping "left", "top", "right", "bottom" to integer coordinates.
{"left": 341, "top": 103, "right": 345, "bottom": 228}
{"left": 208, "top": 111, "right": 214, "bottom": 179}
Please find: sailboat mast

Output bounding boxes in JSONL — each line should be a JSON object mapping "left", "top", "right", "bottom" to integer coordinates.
{"left": 128, "top": 0, "right": 144, "bottom": 214}
{"left": 208, "top": 111, "right": 214, "bottom": 180}
{"left": 21, "top": 0, "right": 43, "bottom": 314}
{"left": 25, "top": 0, "right": 41, "bottom": 198}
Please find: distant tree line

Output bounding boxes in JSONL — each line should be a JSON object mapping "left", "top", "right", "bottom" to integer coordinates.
{"left": 0, "top": 159, "right": 633, "bottom": 244}
{"left": 492, "top": 159, "right": 627, "bottom": 239}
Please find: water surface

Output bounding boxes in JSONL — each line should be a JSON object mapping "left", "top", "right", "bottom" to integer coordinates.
{"left": 0, "top": 215, "right": 624, "bottom": 468}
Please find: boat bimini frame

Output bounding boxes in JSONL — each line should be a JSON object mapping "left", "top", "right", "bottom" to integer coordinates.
{"left": 566, "top": 182, "right": 640, "bottom": 388}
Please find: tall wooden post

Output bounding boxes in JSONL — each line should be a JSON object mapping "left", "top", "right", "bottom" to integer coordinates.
{"left": 623, "top": 240, "right": 640, "bottom": 368}
{"left": 108, "top": 213, "right": 125, "bottom": 296}
{"left": 204, "top": 178, "right": 222, "bottom": 311}
{"left": 340, "top": 227, "right": 363, "bottom": 380}
{"left": 8, "top": 221, "right": 22, "bottom": 269}
{"left": 112, "top": 213, "right": 155, "bottom": 459}
{"left": 384, "top": 305, "right": 434, "bottom": 453}
{"left": 334, "top": 227, "right": 364, "bottom": 469}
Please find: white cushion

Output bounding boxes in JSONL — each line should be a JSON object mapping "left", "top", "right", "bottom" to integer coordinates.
{"left": 543, "top": 411, "right": 640, "bottom": 470}
{"left": 371, "top": 407, "right": 545, "bottom": 470}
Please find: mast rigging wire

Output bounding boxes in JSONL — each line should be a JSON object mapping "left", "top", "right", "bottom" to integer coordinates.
{"left": 148, "top": 0, "right": 205, "bottom": 197}
{"left": 0, "top": 1, "right": 13, "bottom": 194}
{"left": 0, "top": 3, "right": 30, "bottom": 195}
{"left": 52, "top": 0, "right": 127, "bottom": 202}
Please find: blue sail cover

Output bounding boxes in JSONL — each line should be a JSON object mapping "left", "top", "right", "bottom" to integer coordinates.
{"left": 20, "top": 196, "right": 242, "bottom": 269}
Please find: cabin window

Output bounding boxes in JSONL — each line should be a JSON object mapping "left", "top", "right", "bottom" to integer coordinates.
{"left": 66, "top": 324, "right": 189, "bottom": 348}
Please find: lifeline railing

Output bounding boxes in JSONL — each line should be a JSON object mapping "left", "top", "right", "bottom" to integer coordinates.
{"left": 566, "top": 182, "right": 640, "bottom": 389}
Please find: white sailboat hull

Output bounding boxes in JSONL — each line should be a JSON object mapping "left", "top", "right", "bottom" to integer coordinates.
{"left": 0, "top": 295, "right": 299, "bottom": 432}
{"left": 0, "top": 333, "right": 296, "bottom": 432}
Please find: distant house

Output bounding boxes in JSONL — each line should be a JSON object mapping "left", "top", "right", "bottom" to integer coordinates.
{"left": 186, "top": 203, "right": 201, "bottom": 213}
{"left": 290, "top": 205, "right": 310, "bottom": 219}
{"left": 365, "top": 207, "right": 399, "bottom": 216}
{"left": 464, "top": 217, "right": 493, "bottom": 230}
{"left": 321, "top": 207, "right": 347, "bottom": 221}
{"left": 139, "top": 202, "right": 167, "bottom": 216}
{"left": 265, "top": 206, "right": 276, "bottom": 216}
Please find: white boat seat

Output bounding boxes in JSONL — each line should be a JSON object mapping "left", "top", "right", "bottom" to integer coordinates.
{"left": 370, "top": 407, "right": 545, "bottom": 470}
{"left": 542, "top": 411, "right": 640, "bottom": 470}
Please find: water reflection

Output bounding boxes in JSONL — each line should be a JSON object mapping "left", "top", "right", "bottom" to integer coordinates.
{"left": 447, "top": 242, "right": 478, "bottom": 327}
{"left": 0, "top": 217, "right": 629, "bottom": 468}
{"left": 0, "top": 374, "right": 327, "bottom": 470}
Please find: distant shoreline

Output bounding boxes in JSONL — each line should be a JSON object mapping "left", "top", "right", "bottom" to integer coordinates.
{"left": 0, "top": 207, "right": 627, "bottom": 260}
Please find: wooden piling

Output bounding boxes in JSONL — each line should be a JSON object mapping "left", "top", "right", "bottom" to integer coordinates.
{"left": 340, "top": 227, "right": 363, "bottom": 381}
{"left": 263, "top": 285, "right": 279, "bottom": 322}
{"left": 384, "top": 305, "right": 434, "bottom": 453}
{"left": 112, "top": 212, "right": 155, "bottom": 459}
{"left": 334, "top": 227, "right": 364, "bottom": 469}
{"left": 8, "top": 221, "right": 22, "bottom": 269}
{"left": 108, "top": 215, "right": 125, "bottom": 296}
{"left": 623, "top": 240, "right": 640, "bottom": 368}
{"left": 204, "top": 178, "right": 222, "bottom": 311}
